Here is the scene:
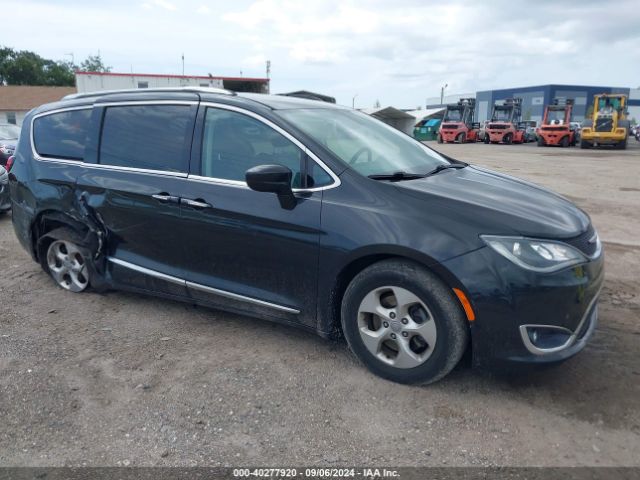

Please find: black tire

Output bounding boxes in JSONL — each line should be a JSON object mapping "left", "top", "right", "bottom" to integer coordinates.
{"left": 341, "top": 259, "right": 469, "bottom": 385}
{"left": 457, "top": 132, "right": 466, "bottom": 144}
{"left": 503, "top": 133, "right": 512, "bottom": 145}
{"left": 560, "top": 136, "right": 569, "bottom": 148}
{"left": 483, "top": 134, "right": 490, "bottom": 144}
{"left": 617, "top": 137, "right": 627, "bottom": 150}
{"left": 537, "top": 137, "right": 545, "bottom": 147}
{"left": 437, "top": 134, "right": 443, "bottom": 144}
{"left": 580, "top": 139, "right": 592, "bottom": 149}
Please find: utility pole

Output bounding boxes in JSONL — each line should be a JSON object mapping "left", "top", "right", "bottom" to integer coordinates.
{"left": 181, "top": 53, "right": 185, "bottom": 76}
{"left": 65, "top": 52, "right": 75, "bottom": 66}
{"left": 352, "top": 94, "right": 358, "bottom": 109}
{"left": 266, "top": 60, "right": 271, "bottom": 94}
{"left": 440, "top": 83, "right": 448, "bottom": 105}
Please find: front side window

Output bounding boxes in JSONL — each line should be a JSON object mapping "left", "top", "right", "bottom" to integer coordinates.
{"left": 201, "top": 108, "right": 332, "bottom": 188}
{"left": 99, "top": 105, "right": 191, "bottom": 172}
{"left": 33, "top": 109, "right": 92, "bottom": 160}
{"left": 277, "top": 108, "right": 448, "bottom": 177}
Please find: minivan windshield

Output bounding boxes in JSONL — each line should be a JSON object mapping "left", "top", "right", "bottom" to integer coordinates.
{"left": 277, "top": 108, "right": 449, "bottom": 177}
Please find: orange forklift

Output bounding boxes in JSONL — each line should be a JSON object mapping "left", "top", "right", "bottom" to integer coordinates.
{"left": 437, "top": 98, "right": 480, "bottom": 143}
{"left": 483, "top": 98, "right": 525, "bottom": 144}
{"left": 537, "top": 98, "right": 577, "bottom": 147}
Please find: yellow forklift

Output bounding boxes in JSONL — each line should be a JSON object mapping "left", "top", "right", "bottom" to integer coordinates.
{"left": 580, "top": 93, "right": 630, "bottom": 149}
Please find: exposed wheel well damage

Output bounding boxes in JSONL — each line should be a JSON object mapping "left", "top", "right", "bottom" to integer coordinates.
{"left": 31, "top": 192, "right": 110, "bottom": 290}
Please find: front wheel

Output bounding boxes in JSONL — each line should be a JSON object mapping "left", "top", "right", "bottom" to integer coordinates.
{"left": 341, "top": 260, "right": 469, "bottom": 385}
{"left": 483, "top": 134, "right": 490, "bottom": 144}
{"left": 580, "top": 139, "right": 592, "bottom": 149}
{"left": 503, "top": 133, "right": 513, "bottom": 145}
{"left": 560, "top": 136, "right": 570, "bottom": 148}
{"left": 437, "top": 134, "right": 443, "bottom": 144}
{"left": 456, "top": 132, "right": 466, "bottom": 143}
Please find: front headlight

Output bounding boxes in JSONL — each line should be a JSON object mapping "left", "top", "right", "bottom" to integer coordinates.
{"left": 481, "top": 235, "right": 587, "bottom": 273}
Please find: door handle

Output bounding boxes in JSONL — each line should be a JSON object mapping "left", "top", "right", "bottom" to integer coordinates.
{"left": 152, "top": 193, "right": 179, "bottom": 203}
{"left": 181, "top": 198, "right": 212, "bottom": 209}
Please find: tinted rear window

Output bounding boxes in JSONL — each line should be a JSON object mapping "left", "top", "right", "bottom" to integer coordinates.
{"left": 99, "top": 105, "right": 192, "bottom": 172}
{"left": 33, "top": 109, "right": 92, "bottom": 160}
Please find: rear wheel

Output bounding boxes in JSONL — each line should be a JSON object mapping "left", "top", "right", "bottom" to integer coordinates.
{"left": 341, "top": 260, "right": 469, "bottom": 385}
{"left": 437, "top": 134, "right": 443, "bottom": 144}
{"left": 580, "top": 139, "right": 592, "bottom": 149}
{"left": 46, "top": 238, "right": 90, "bottom": 292}
{"left": 537, "top": 136, "right": 545, "bottom": 147}
{"left": 560, "top": 136, "right": 569, "bottom": 148}
{"left": 483, "top": 133, "right": 490, "bottom": 144}
{"left": 503, "top": 133, "right": 513, "bottom": 145}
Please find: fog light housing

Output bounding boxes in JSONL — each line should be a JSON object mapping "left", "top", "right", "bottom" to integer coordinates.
{"left": 520, "top": 325, "right": 573, "bottom": 355}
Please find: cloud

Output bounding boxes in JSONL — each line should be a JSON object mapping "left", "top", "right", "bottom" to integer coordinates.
{"left": 2, "top": 0, "right": 640, "bottom": 107}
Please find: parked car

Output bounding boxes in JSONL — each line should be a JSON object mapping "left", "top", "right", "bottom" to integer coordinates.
{"left": 0, "top": 165, "right": 10, "bottom": 213}
{"left": 0, "top": 123, "right": 20, "bottom": 167}
{"left": 9, "top": 88, "right": 604, "bottom": 385}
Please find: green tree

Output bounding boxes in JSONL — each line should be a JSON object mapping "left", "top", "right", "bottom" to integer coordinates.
{"left": 79, "top": 53, "right": 111, "bottom": 73}
{"left": 0, "top": 46, "right": 75, "bottom": 86}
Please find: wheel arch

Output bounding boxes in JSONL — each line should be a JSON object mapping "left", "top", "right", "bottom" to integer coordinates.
{"left": 31, "top": 210, "right": 91, "bottom": 261}
{"left": 325, "top": 246, "right": 471, "bottom": 338}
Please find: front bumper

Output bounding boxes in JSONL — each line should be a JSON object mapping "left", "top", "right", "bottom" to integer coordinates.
{"left": 581, "top": 129, "right": 626, "bottom": 143}
{"left": 441, "top": 243, "right": 604, "bottom": 369}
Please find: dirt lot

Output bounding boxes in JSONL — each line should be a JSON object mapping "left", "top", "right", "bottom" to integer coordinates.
{"left": 0, "top": 140, "right": 639, "bottom": 467}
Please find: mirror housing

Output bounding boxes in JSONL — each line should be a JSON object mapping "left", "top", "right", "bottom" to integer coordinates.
{"left": 246, "top": 164, "right": 296, "bottom": 210}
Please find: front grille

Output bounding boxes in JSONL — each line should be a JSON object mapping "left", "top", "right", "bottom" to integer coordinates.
{"left": 488, "top": 124, "right": 508, "bottom": 130}
{"left": 595, "top": 118, "right": 613, "bottom": 132}
{"left": 441, "top": 124, "right": 458, "bottom": 129}
{"left": 566, "top": 224, "right": 599, "bottom": 257}
{"left": 541, "top": 126, "right": 567, "bottom": 132}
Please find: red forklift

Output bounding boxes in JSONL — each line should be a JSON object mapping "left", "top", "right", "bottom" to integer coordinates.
{"left": 484, "top": 98, "right": 525, "bottom": 144}
{"left": 537, "top": 98, "right": 577, "bottom": 147}
{"left": 437, "top": 98, "right": 480, "bottom": 143}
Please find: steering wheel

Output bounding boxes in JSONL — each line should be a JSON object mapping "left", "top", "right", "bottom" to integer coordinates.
{"left": 349, "top": 147, "right": 373, "bottom": 165}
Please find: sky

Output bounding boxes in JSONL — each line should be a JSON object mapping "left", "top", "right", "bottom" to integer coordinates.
{"left": 3, "top": 0, "right": 640, "bottom": 108}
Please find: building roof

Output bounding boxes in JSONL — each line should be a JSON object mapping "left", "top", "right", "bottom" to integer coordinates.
{"left": 0, "top": 85, "right": 77, "bottom": 111}
{"left": 75, "top": 71, "right": 269, "bottom": 83}
{"left": 361, "top": 106, "right": 416, "bottom": 119}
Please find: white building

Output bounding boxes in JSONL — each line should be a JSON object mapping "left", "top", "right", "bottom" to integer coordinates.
{"left": 75, "top": 71, "right": 269, "bottom": 94}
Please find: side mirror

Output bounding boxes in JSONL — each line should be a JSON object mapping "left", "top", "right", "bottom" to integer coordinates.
{"left": 246, "top": 164, "right": 296, "bottom": 210}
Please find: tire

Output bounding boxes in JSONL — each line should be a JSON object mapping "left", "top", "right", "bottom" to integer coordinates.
{"left": 437, "top": 134, "right": 443, "bottom": 144}
{"left": 580, "top": 139, "right": 592, "bottom": 149}
{"left": 503, "top": 133, "right": 512, "bottom": 145}
{"left": 41, "top": 227, "right": 91, "bottom": 293}
{"left": 560, "top": 136, "right": 569, "bottom": 148}
{"left": 537, "top": 137, "right": 545, "bottom": 147}
{"left": 341, "top": 259, "right": 469, "bottom": 385}
{"left": 617, "top": 137, "right": 627, "bottom": 150}
{"left": 457, "top": 132, "right": 466, "bottom": 144}
{"left": 483, "top": 134, "right": 490, "bottom": 144}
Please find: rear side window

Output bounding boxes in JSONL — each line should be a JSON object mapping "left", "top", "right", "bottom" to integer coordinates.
{"left": 33, "top": 109, "right": 92, "bottom": 160}
{"left": 99, "top": 105, "right": 192, "bottom": 172}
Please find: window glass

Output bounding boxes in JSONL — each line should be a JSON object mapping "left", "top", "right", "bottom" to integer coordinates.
{"left": 277, "top": 108, "right": 447, "bottom": 178}
{"left": 202, "top": 108, "right": 320, "bottom": 188}
{"left": 100, "top": 105, "right": 191, "bottom": 172}
{"left": 33, "top": 109, "right": 92, "bottom": 160}
{"left": 7, "top": 112, "right": 17, "bottom": 125}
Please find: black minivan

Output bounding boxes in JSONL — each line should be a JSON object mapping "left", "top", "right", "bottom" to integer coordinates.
{"left": 9, "top": 88, "right": 604, "bottom": 384}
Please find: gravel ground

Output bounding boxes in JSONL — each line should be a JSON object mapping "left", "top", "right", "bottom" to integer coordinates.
{"left": 0, "top": 140, "right": 639, "bottom": 467}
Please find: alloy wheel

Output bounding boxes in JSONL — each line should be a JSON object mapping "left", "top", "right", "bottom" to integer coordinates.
{"left": 46, "top": 240, "right": 89, "bottom": 292}
{"left": 357, "top": 286, "right": 437, "bottom": 369}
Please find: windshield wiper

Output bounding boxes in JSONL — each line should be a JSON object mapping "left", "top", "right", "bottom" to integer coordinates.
{"left": 424, "top": 162, "right": 468, "bottom": 177}
{"left": 368, "top": 171, "right": 427, "bottom": 181}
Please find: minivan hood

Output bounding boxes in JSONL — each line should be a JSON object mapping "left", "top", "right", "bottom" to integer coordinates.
{"left": 396, "top": 166, "right": 589, "bottom": 238}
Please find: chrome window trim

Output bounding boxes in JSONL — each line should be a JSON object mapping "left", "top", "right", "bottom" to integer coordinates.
{"left": 30, "top": 102, "right": 196, "bottom": 173}
{"left": 30, "top": 106, "right": 95, "bottom": 163}
{"left": 197, "top": 101, "right": 341, "bottom": 192}
{"left": 519, "top": 285, "right": 602, "bottom": 355}
{"left": 107, "top": 257, "right": 299, "bottom": 314}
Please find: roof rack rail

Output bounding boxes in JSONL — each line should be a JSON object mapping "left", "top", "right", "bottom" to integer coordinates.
{"left": 63, "top": 86, "right": 237, "bottom": 100}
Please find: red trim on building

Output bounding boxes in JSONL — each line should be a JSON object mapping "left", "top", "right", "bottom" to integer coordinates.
{"left": 75, "top": 71, "right": 269, "bottom": 83}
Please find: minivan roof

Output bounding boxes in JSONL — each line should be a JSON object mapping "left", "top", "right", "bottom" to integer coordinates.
{"left": 62, "top": 87, "right": 346, "bottom": 111}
